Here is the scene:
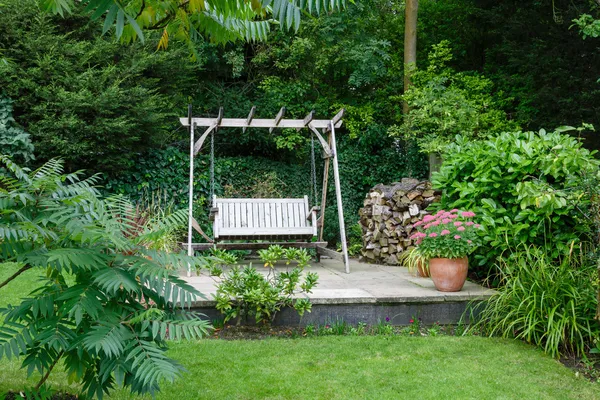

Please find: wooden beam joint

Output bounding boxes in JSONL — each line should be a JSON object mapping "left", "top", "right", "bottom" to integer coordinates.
{"left": 243, "top": 106, "right": 256, "bottom": 133}
{"left": 269, "top": 107, "right": 286, "bottom": 133}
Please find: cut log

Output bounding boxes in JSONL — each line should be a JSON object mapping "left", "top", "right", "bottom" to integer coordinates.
{"left": 359, "top": 179, "right": 441, "bottom": 266}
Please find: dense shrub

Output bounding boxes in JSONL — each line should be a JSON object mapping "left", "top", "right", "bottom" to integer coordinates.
{"left": 0, "top": 96, "right": 34, "bottom": 164}
{"left": 388, "top": 41, "right": 517, "bottom": 154}
{"left": 0, "top": 0, "right": 206, "bottom": 173}
{"left": 471, "top": 246, "right": 598, "bottom": 358}
{"left": 432, "top": 127, "right": 599, "bottom": 271}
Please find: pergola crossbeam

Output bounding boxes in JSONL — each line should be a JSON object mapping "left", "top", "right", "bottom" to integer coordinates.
{"left": 180, "top": 118, "right": 342, "bottom": 129}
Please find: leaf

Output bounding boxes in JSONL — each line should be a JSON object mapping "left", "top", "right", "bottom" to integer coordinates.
{"left": 116, "top": 8, "right": 125, "bottom": 38}
{"left": 102, "top": 4, "right": 118, "bottom": 34}
{"left": 125, "top": 13, "right": 145, "bottom": 43}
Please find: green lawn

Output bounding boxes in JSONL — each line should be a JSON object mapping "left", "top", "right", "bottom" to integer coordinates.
{"left": 1, "top": 263, "right": 599, "bottom": 399}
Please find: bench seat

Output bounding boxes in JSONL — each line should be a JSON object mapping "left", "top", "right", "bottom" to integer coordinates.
{"left": 212, "top": 196, "right": 318, "bottom": 241}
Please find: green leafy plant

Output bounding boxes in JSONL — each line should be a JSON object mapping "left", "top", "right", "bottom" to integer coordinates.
{"left": 0, "top": 157, "right": 211, "bottom": 398}
{"left": 410, "top": 210, "right": 482, "bottom": 259}
{"left": 212, "top": 246, "right": 318, "bottom": 325}
{"left": 389, "top": 40, "right": 517, "bottom": 154}
{"left": 470, "top": 245, "right": 599, "bottom": 358}
{"left": 398, "top": 247, "right": 429, "bottom": 276}
{"left": 42, "top": 0, "right": 347, "bottom": 46}
{"left": 0, "top": 96, "right": 34, "bottom": 164}
{"left": 339, "top": 223, "right": 363, "bottom": 257}
{"left": 572, "top": 14, "right": 600, "bottom": 39}
{"left": 374, "top": 319, "right": 394, "bottom": 335}
{"left": 433, "top": 127, "right": 600, "bottom": 269}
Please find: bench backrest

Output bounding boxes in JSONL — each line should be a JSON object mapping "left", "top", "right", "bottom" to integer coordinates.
{"left": 213, "top": 196, "right": 316, "bottom": 240}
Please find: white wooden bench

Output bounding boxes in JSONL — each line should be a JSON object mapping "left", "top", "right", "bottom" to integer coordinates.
{"left": 211, "top": 196, "right": 319, "bottom": 241}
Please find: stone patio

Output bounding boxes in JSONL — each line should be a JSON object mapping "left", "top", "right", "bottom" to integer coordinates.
{"left": 183, "top": 258, "right": 495, "bottom": 326}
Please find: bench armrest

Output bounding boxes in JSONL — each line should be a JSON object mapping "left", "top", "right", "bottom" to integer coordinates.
{"left": 306, "top": 206, "right": 321, "bottom": 221}
{"left": 209, "top": 207, "right": 219, "bottom": 222}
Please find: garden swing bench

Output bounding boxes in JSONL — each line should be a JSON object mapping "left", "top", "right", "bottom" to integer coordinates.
{"left": 180, "top": 105, "right": 350, "bottom": 275}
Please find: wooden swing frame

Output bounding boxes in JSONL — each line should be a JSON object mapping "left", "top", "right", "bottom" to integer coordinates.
{"left": 180, "top": 105, "right": 350, "bottom": 275}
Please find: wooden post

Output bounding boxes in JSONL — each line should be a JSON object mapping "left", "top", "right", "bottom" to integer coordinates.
{"left": 318, "top": 133, "right": 331, "bottom": 242}
{"left": 329, "top": 122, "right": 350, "bottom": 273}
{"left": 187, "top": 105, "right": 195, "bottom": 277}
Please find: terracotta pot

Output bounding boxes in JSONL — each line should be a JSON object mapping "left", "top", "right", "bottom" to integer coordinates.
{"left": 429, "top": 257, "right": 468, "bottom": 292}
{"left": 417, "top": 260, "right": 430, "bottom": 278}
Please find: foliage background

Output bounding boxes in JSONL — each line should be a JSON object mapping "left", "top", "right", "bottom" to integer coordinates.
{"left": 1, "top": 0, "right": 599, "bottom": 238}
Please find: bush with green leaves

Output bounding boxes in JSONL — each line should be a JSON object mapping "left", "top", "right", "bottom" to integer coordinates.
{"left": 0, "top": 96, "right": 34, "bottom": 164}
{"left": 0, "top": 156, "right": 211, "bottom": 398}
{"left": 470, "top": 246, "right": 599, "bottom": 358}
{"left": 432, "top": 126, "right": 600, "bottom": 270}
{"left": 389, "top": 40, "right": 518, "bottom": 154}
{"left": 212, "top": 246, "right": 317, "bottom": 325}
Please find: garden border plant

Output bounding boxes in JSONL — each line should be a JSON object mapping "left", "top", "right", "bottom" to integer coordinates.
{"left": 209, "top": 246, "right": 318, "bottom": 325}
{"left": 432, "top": 126, "right": 600, "bottom": 274}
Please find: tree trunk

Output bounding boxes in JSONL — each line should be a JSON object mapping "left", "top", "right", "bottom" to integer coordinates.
{"left": 403, "top": 0, "right": 419, "bottom": 115}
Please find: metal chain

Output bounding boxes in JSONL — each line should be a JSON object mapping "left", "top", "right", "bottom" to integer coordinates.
{"left": 311, "top": 133, "right": 318, "bottom": 206}
{"left": 210, "top": 130, "right": 215, "bottom": 202}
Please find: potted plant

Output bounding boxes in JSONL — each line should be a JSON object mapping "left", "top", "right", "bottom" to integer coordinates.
{"left": 410, "top": 210, "right": 481, "bottom": 291}
{"left": 398, "top": 247, "right": 430, "bottom": 277}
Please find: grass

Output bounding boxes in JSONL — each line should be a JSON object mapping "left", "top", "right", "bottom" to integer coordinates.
{"left": 1, "top": 263, "right": 599, "bottom": 399}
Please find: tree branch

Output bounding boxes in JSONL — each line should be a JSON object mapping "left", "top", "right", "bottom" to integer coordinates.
{"left": 0, "top": 264, "right": 31, "bottom": 290}
{"left": 135, "top": 0, "right": 146, "bottom": 18}
{"left": 147, "top": 0, "right": 191, "bottom": 30}
{"left": 35, "top": 351, "right": 63, "bottom": 390}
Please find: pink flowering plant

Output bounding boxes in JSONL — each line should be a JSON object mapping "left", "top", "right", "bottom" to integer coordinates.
{"left": 410, "top": 209, "right": 482, "bottom": 259}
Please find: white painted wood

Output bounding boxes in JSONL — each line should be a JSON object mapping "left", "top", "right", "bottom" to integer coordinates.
{"left": 329, "top": 123, "right": 350, "bottom": 273}
{"left": 235, "top": 202, "right": 241, "bottom": 228}
{"left": 216, "top": 198, "right": 312, "bottom": 204}
{"left": 308, "top": 123, "right": 333, "bottom": 157}
{"left": 264, "top": 202, "right": 271, "bottom": 228}
{"left": 270, "top": 203, "right": 276, "bottom": 227}
{"left": 257, "top": 202, "right": 264, "bottom": 228}
{"left": 187, "top": 116, "right": 195, "bottom": 277}
{"left": 287, "top": 203, "right": 294, "bottom": 228}
{"left": 219, "top": 227, "right": 314, "bottom": 236}
{"left": 293, "top": 202, "right": 300, "bottom": 227}
{"left": 275, "top": 202, "right": 282, "bottom": 228}
{"left": 247, "top": 202, "right": 254, "bottom": 228}
{"left": 180, "top": 117, "right": 343, "bottom": 130}
{"left": 192, "top": 123, "right": 218, "bottom": 156}
{"left": 252, "top": 203, "right": 258, "bottom": 229}
{"left": 213, "top": 195, "right": 219, "bottom": 239}
{"left": 243, "top": 202, "right": 249, "bottom": 227}
{"left": 213, "top": 197, "right": 319, "bottom": 239}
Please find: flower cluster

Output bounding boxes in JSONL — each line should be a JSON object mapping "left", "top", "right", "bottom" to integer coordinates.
{"left": 410, "top": 209, "right": 482, "bottom": 259}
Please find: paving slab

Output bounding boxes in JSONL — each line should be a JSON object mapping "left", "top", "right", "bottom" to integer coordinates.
{"left": 183, "top": 257, "right": 495, "bottom": 307}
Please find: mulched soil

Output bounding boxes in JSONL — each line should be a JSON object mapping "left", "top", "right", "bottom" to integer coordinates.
{"left": 210, "top": 325, "right": 304, "bottom": 340}
{"left": 560, "top": 355, "right": 600, "bottom": 383}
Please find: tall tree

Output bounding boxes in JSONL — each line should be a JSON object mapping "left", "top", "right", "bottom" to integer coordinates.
{"left": 403, "top": 0, "right": 419, "bottom": 115}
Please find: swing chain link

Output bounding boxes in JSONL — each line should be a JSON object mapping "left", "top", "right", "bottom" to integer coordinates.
{"left": 311, "top": 133, "right": 318, "bottom": 206}
{"left": 210, "top": 129, "right": 215, "bottom": 203}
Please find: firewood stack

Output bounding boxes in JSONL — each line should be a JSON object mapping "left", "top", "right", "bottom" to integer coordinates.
{"left": 358, "top": 178, "right": 441, "bottom": 265}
